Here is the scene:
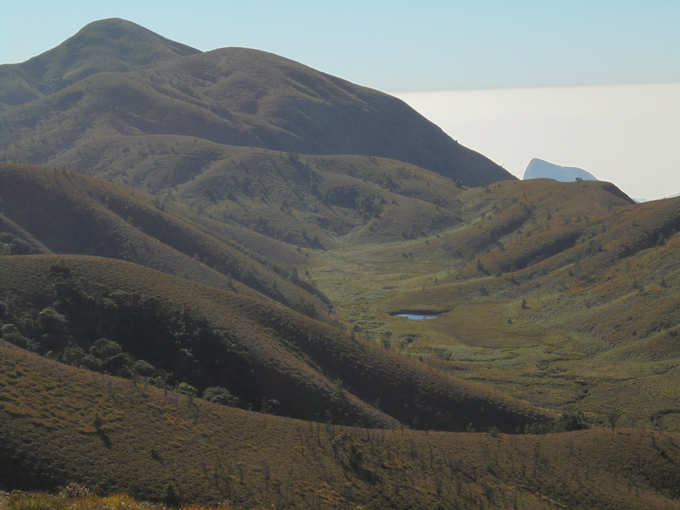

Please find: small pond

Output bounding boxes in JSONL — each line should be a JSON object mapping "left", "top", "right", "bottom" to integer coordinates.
{"left": 395, "top": 313, "right": 438, "bottom": 320}
{"left": 391, "top": 311, "right": 444, "bottom": 320}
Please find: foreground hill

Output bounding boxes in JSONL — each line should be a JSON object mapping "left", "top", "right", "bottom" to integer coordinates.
{"left": 0, "top": 162, "right": 327, "bottom": 317}
{"left": 0, "top": 19, "right": 512, "bottom": 187}
{"left": 308, "top": 179, "right": 680, "bottom": 429}
{"left": 0, "top": 254, "right": 554, "bottom": 431}
{"left": 1, "top": 341, "right": 679, "bottom": 509}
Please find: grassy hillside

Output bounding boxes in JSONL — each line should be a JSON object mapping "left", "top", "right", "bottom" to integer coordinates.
{"left": 0, "top": 254, "right": 554, "bottom": 432}
{"left": 0, "top": 19, "right": 512, "bottom": 187}
{"left": 0, "top": 162, "right": 328, "bottom": 317}
{"left": 308, "top": 179, "right": 680, "bottom": 429}
{"left": 44, "top": 136, "right": 468, "bottom": 247}
{"left": 1, "top": 341, "right": 679, "bottom": 509}
{"left": 0, "top": 18, "right": 198, "bottom": 107}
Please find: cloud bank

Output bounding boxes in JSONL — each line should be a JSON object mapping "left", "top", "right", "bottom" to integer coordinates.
{"left": 395, "top": 83, "right": 680, "bottom": 201}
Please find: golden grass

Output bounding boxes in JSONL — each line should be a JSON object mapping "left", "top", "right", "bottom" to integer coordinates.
{"left": 0, "top": 162, "right": 329, "bottom": 319}
{"left": 0, "top": 254, "right": 554, "bottom": 432}
{"left": 307, "top": 180, "right": 680, "bottom": 430}
{"left": 1, "top": 342, "right": 680, "bottom": 509}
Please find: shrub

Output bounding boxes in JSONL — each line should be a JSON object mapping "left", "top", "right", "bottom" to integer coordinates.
{"left": 38, "top": 307, "right": 68, "bottom": 333}
{"left": 2, "top": 324, "right": 29, "bottom": 349}
{"left": 90, "top": 338, "right": 122, "bottom": 359}
{"left": 202, "top": 386, "right": 240, "bottom": 407}
{"left": 61, "top": 344, "right": 87, "bottom": 365}
{"left": 79, "top": 354, "right": 102, "bottom": 371}
{"left": 177, "top": 382, "right": 198, "bottom": 397}
{"left": 103, "top": 352, "right": 135, "bottom": 377}
{"left": 133, "top": 359, "right": 155, "bottom": 377}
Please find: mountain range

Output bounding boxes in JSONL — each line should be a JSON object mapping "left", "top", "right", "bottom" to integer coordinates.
{"left": 0, "top": 18, "right": 511, "bottom": 187}
{"left": 1, "top": 18, "right": 680, "bottom": 510}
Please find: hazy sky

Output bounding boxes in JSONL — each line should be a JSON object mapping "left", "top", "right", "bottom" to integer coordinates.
{"left": 2, "top": 2, "right": 678, "bottom": 199}
{"left": 396, "top": 83, "right": 680, "bottom": 201}
{"left": 3, "top": 1, "right": 680, "bottom": 91}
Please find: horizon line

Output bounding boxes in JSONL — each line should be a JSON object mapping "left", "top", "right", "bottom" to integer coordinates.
{"left": 390, "top": 80, "right": 680, "bottom": 96}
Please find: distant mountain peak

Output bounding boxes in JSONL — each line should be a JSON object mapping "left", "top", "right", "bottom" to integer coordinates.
{"left": 69, "top": 18, "right": 198, "bottom": 56}
{"left": 0, "top": 19, "right": 513, "bottom": 187}
{"left": 524, "top": 158, "right": 596, "bottom": 182}
{"left": 3, "top": 17, "right": 199, "bottom": 99}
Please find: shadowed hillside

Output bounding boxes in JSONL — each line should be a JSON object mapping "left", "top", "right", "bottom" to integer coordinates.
{"left": 0, "top": 19, "right": 512, "bottom": 187}
{"left": 0, "top": 162, "right": 329, "bottom": 317}
{"left": 0, "top": 254, "right": 555, "bottom": 432}
{"left": 1, "top": 341, "right": 679, "bottom": 509}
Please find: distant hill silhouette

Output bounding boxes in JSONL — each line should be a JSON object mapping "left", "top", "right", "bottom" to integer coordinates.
{"left": 524, "top": 158, "right": 596, "bottom": 182}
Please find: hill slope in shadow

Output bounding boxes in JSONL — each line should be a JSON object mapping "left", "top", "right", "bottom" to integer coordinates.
{"left": 0, "top": 19, "right": 512, "bottom": 187}
{"left": 0, "top": 162, "right": 328, "bottom": 317}
{"left": 0, "top": 254, "right": 555, "bottom": 432}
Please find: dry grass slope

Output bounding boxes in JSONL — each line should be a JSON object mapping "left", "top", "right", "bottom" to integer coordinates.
{"left": 0, "top": 254, "right": 553, "bottom": 432}
{"left": 308, "top": 179, "right": 680, "bottom": 430}
{"left": 0, "top": 162, "right": 328, "bottom": 318}
{"left": 1, "top": 342, "right": 679, "bottom": 509}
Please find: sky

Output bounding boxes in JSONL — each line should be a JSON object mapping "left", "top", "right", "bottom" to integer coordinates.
{"left": 2, "top": 1, "right": 679, "bottom": 199}
{"left": 395, "top": 83, "right": 680, "bottom": 201}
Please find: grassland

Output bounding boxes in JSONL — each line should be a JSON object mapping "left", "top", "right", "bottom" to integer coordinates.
{"left": 0, "top": 254, "right": 554, "bottom": 431}
{"left": 307, "top": 179, "right": 680, "bottom": 430}
{"left": 0, "top": 162, "right": 329, "bottom": 318}
{"left": 2, "top": 341, "right": 680, "bottom": 509}
{"left": 3, "top": 17, "right": 680, "bottom": 508}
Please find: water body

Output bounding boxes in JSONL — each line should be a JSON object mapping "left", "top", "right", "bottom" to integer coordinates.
{"left": 394, "top": 313, "right": 439, "bottom": 320}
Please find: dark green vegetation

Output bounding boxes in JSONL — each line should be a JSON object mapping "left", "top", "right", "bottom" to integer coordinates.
{"left": 0, "top": 19, "right": 511, "bottom": 187}
{"left": 2, "top": 18, "right": 680, "bottom": 509}
{"left": 0, "top": 255, "right": 553, "bottom": 431}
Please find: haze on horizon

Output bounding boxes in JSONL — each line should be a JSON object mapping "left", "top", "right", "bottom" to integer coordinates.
{"left": 395, "top": 82, "right": 680, "bottom": 202}
{"left": 2, "top": 1, "right": 678, "bottom": 200}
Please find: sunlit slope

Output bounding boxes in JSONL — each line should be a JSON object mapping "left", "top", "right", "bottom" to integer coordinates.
{"left": 0, "top": 254, "right": 554, "bottom": 432}
{"left": 309, "top": 179, "right": 680, "bottom": 428}
{"left": 1, "top": 342, "right": 679, "bottom": 509}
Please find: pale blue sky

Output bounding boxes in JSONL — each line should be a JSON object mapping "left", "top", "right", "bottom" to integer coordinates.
{"left": 2, "top": 1, "right": 680, "bottom": 91}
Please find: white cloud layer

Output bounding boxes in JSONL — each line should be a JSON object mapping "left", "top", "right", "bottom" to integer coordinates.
{"left": 395, "top": 83, "right": 680, "bottom": 201}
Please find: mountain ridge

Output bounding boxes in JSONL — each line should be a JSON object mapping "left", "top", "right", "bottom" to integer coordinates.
{"left": 0, "top": 18, "right": 514, "bottom": 187}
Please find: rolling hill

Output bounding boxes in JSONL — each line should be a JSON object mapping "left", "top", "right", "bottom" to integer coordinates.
{"left": 0, "top": 162, "right": 328, "bottom": 318}
{"left": 42, "top": 137, "right": 469, "bottom": 247}
{"left": 2, "top": 17, "right": 680, "bottom": 509}
{"left": 308, "top": 178, "right": 680, "bottom": 430}
{"left": 1, "top": 340, "right": 679, "bottom": 509}
{"left": 0, "top": 254, "right": 555, "bottom": 432}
